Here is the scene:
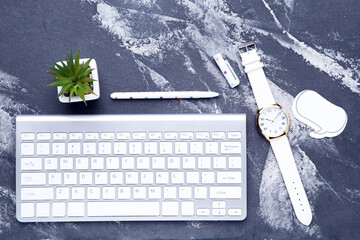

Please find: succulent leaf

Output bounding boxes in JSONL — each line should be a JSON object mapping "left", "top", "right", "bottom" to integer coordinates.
{"left": 46, "top": 50, "right": 95, "bottom": 105}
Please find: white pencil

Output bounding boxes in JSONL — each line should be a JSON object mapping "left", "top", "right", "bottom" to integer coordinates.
{"left": 110, "top": 91, "right": 219, "bottom": 100}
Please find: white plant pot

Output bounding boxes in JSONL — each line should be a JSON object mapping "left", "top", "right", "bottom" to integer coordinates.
{"left": 57, "top": 58, "right": 100, "bottom": 103}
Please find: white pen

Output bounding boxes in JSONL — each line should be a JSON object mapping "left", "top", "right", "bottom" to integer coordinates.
{"left": 110, "top": 91, "right": 219, "bottom": 100}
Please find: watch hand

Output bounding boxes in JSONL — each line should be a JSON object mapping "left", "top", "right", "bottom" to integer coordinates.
{"left": 272, "top": 113, "right": 281, "bottom": 122}
{"left": 265, "top": 118, "right": 272, "bottom": 121}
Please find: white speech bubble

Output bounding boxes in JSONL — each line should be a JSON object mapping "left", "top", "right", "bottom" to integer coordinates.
{"left": 292, "top": 90, "right": 347, "bottom": 139}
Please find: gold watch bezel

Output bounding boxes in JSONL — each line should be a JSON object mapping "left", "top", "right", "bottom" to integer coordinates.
{"left": 256, "top": 103, "right": 290, "bottom": 141}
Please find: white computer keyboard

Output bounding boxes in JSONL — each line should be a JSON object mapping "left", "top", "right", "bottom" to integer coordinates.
{"left": 16, "top": 114, "right": 246, "bottom": 222}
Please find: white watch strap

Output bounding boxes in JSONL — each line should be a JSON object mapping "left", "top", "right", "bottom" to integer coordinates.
{"left": 270, "top": 136, "right": 312, "bottom": 225}
{"left": 239, "top": 48, "right": 276, "bottom": 109}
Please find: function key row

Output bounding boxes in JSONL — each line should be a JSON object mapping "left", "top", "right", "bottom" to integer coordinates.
{"left": 21, "top": 131, "right": 242, "bottom": 141}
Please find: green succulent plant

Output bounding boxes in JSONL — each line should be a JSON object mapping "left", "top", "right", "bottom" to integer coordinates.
{"left": 46, "top": 50, "right": 96, "bottom": 105}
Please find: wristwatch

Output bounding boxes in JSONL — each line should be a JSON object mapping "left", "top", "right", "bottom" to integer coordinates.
{"left": 238, "top": 42, "right": 312, "bottom": 226}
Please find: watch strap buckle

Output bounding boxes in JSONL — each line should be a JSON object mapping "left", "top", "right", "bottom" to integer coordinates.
{"left": 238, "top": 42, "right": 256, "bottom": 54}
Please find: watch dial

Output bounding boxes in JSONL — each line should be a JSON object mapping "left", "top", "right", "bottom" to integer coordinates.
{"left": 258, "top": 106, "right": 288, "bottom": 137}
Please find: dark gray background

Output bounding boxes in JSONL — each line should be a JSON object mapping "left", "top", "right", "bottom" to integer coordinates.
{"left": 0, "top": 0, "right": 359, "bottom": 239}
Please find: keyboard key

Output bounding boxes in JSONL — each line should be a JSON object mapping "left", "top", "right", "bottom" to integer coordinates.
{"left": 52, "top": 143, "right": 65, "bottom": 155}
{"left": 21, "top": 203, "right": 34, "bottom": 218}
{"left": 201, "top": 172, "right": 215, "bottom": 184}
{"left": 122, "top": 157, "right": 135, "bottom": 169}
{"left": 95, "top": 172, "right": 108, "bottom": 184}
{"left": 44, "top": 158, "right": 57, "bottom": 170}
{"left": 159, "top": 142, "right": 172, "bottom": 154}
{"left": 79, "top": 172, "right": 92, "bottom": 184}
{"left": 85, "top": 132, "right": 99, "bottom": 140}
{"left": 196, "top": 132, "right": 209, "bottom": 139}
{"left": 64, "top": 172, "right": 77, "bottom": 185}
{"left": 149, "top": 132, "right": 162, "bottom": 140}
{"left": 88, "top": 202, "right": 160, "bottom": 216}
{"left": 52, "top": 202, "right": 66, "bottom": 217}
{"left": 228, "top": 131, "right": 242, "bottom": 139}
{"left": 37, "top": 133, "right": 51, "bottom": 140}
{"left": 133, "top": 132, "right": 146, "bottom": 140}
{"left": 53, "top": 132, "right": 67, "bottom": 140}
{"left": 68, "top": 143, "right": 81, "bottom": 155}
{"left": 117, "top": 132, "right": 130, "bottom": 140}
{"left": 83, "top": 142, "right": 96, "bottom": 155}
{"left": 149, "top": 187, "right": 161, "bottom": 199}
{"left": 186, "top": 172, "right": 199, "bottom": 184}
{"left": 87, "top": 187, "right": 100, "bottom": 199}
{"left": 228, "top": 208, "right": 242, "bottom": 216}
{"left": 21, "top": 188, "right": 53, "bottom": 200}
{"left": 164, "top": 187, "right": 176, "bottom": 199}
{"left": 179, "top": 187, "right": 192, "bottom": 199}
{"left": 162, "top": 202, "right": 178, "bottom": 216}
{"left": 68, "top": 202, "right": 85, "bottom": 217}
{"left": 21, "top": 173, "right": 46, "bottom": 185}
{"left": 229, "top": 157, "right": 242, "bottom": 169}
{"left": 217, "top": 171, "right": 241, "bottom": 184}
{"left": 182, "top": 157, "right": 195, "bottom": 169}
{"left": 205, "top": 142, "right": 218, "bottom": 154}
{"left": 21, "top": 143, "right": 34, "bottom": 155}
{"left": 171, "top": 172, "right": 184, "bottom": 184}
{"left": 175, "top": 142, "right": 188, "bottom": 154}
{"left": 106, "top": 157, "right": 120, "bottom": 169}
{"left": 125, "top": 172, "right": 138, "bottom": 184}
{"left": 156, "top": 172, "right": 169, "bottom": 184}
{"left": 190, "top": 142, "right": 203, "bottom": 154}
{"left": 129, "top": 142, "right": 142, "bottom": 155}
{"left": 101, "top": 132, "right": 115, "bottom": 140}
{"left": 91, "top": 157, "right": 104, "bottom": 169}
{"left": 114, "top": 142, "right": 127, "bottom": 154}
{"left": 36, "top": 202, "right": 50, "bottom": 217}
{"left": 164, "top": 132, "right": 178, "bottom": 140}
{"left": 220, "top": 142, "right": 241, "bottom": 154}
{"left": 212, "top": 201, "right": 226, "bottom": 209}
{"left": 110, "top": 172, "right": 123, "bottom": 184}
{"left": 180, "top": 132, "right": 193, "bottom": 140}
{"left": 212, "top": 131, "right": 225, "bottom": 139}
{"left": 198, "top": 157, "right": 211, "bottom": 169}
{"left": 210, "top": 186, "right": 241, "bottom": 199}
{"left": 37, "top": 143, "right": 50, "bottom": 155}
{"left": 103, "top": 187, "right": 116, "bottom": 199}
{"left": 99, "top": 142, "right": 112, "bottom": 155}
{"left": 213, "top": 157, "right": 226, "bottom": 169}
{"left": 140, "top": 172, "right": 154, "bottom": 184}
{"left": 144, "top": 142, "right": 157, "bottom": 154}
{"left": 76, "top": 157, "right": 89, "bottom": 170}
{"left": 21, "top": 133, "right": 35, "bottom": 140}
{"left": 212, "top": 209, "right": 226, "bottom": 216}
{"left": 181, "top": 201, "right": 194, "bottom": 216}
{"left": 133, "top": 187, "right": 146, "bottom": 199}
{"left": 167, "top": 157, "right": 180, "bottom": 169}
{"left": 60, "top": 157, "right": 74, "bottom": 170}
{"left": 56, "top": 187, "right": 69, "bottom": 200}
{"left": 137, "top": 157, "right": 150, "bottom": 169}
{"left": 69, "top": 132, "right": 83, "bottom": 140}
{"left": 194, "top": 187, "right": 207, "bottom": 199}
{"left": 118, "top": 187, "right": 131, "bottom": 199}
{"left": 196, "top": 208, "right": 210, "bottom": 216}
{"left": 21, "top": 158, "right": 42, "bottom": 170}
{"left": 72, "top": 187, "right": 85, "bottom": 199}
{"left": 48, "top": 172, "right": 61, "bottom": 185}
{"left": 152, "top": 157, "right": 165, "bottom": 169}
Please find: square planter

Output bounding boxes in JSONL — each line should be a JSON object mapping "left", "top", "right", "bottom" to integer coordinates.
{"left": 57, "top": 58, "right": 100, "bottom": 103}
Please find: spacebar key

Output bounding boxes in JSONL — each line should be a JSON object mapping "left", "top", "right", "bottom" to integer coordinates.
{"left": 88, "top": 202, "right": 160, "bottom": 216}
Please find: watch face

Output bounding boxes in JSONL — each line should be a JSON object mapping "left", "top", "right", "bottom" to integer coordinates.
{"left": 257, "top": 105, "right": 289, "bottom": 138}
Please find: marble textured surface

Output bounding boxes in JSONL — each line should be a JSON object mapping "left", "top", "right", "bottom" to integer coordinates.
{"left": 0, "top": 0, "right": 359, "bottom": 239}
